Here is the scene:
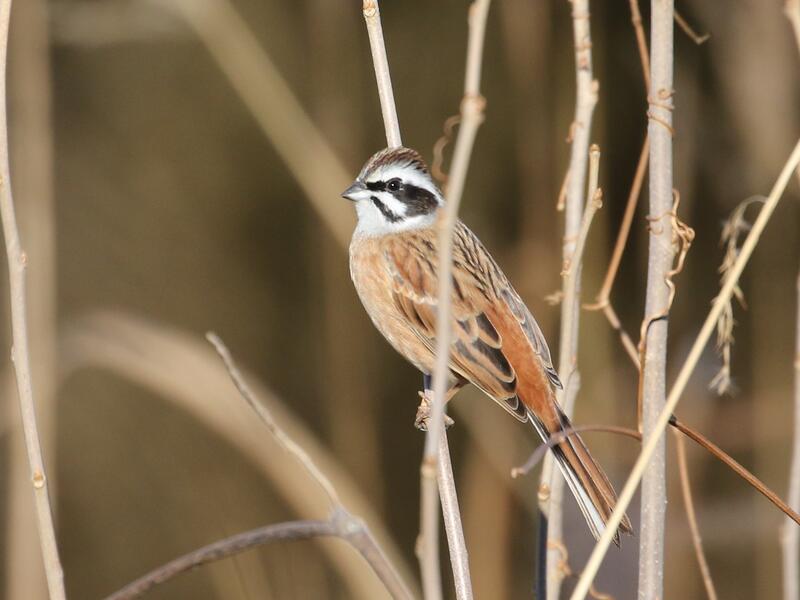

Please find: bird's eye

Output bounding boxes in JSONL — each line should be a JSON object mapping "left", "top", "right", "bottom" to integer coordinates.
{"left": 387, "top": 179, "right": 401, "bottom": 192}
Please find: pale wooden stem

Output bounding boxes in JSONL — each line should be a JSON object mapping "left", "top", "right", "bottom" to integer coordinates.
{"left": 782, "top": 270, "right": 800, "bottom": 600}
{"left": 782, "top": 6, "right": 800, "bottom": 600}
{"left": 6, "top": 0, "right": 58, "bottom": 597}
{"left": 423, "top": 2, "right": 490, "bottom": 599}
{"left": 637, "top": 2, "right": 675, "bottom": 598}
{"left": 361, "top": 2, "right": 488, "bottom": 599}
{"left": 362, "top": 0, "right": 401, "bottom": 147}
{"left": 540, "top": 3, "right": 597, "bottom": 587}
{"left": 571, "top": 138, "right": 800, "bottom": 599}
{"left": 0, "top": 0, "right": 65, "bottom": 598}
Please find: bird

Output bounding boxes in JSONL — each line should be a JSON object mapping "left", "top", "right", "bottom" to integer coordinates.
{"left": 342, "top": 146, "right": 632, "bottom": 544}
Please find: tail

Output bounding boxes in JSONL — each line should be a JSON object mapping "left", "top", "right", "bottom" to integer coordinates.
{"left": 529, "top": 406, "right": 633, "bottom": 546}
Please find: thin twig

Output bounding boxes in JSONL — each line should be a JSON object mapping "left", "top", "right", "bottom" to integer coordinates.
{"left": 362, "top": 0, "right": 401, "bottom": 147}
{"left": 62, "top": 311, "right": 418, "bottom": 599}
{"left": 540, "top": 3, "right": 598, "bottom": 596}
{"left": 674, "top": 10, "right": 710, "bottom": 45}
{"left": 637, "top": 1, "right": 676, "bottom": 596}
{"left": 571, "top": 138, "right": 800, "bottom": 599}
{"left": 424, "top": 2, "right": 491, "bottom": 599}
{"left": 5, "top": 0, "right": 59, "bottom": 596}
{"left": 782, "top": 270, "right": 800, "bottom": 600}
{"left": 512, "top": 424, "right": 641, "bottom": 479}
{"left": 783, "top": 8, "right": 800, "bottom": 597}
{"left": 674, "top": 432, "right": 718, "bottom": 600}
{"left": 628, "top": 0, "right": 650, "bottom": 88}
{"left": 671, "top": 417, "right": 800, "bottom": 526}
{"left": 0, "top": 1, "right": 65, "bottom": 597}
{"left": 206, "top": 333, "right": 340, "bottom": 506}
{"left": 204, "top": 334, "right": 413, "bottom": 600}
{"left": 103, "top": 520, "right": 340, "bottom": 600}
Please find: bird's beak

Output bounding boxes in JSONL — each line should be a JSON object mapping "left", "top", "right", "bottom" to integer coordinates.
{"left": 341, "top": 180, "right": 367, "bottom": 201}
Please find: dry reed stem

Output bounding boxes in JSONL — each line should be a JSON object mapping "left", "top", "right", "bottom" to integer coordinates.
{"left": 628, "top": 0, "right": 650, "bottom": 89}
{"left": 103, "top": 515, "right": 411, "bottom": 600}
{"left": 783, "top": 270, "right": 800, "bottom": 600}
{"left": 205, "top": 334, "right": 413, "bottom": 600}
{"left": 156, "top": 0, "right": 353, "bottom": 248}
{"left": 675, "top": 432, "right": 718, "bottom": 600}
{"left": 62, "top": 311, "right": 418, "bottom": 599}
{"left": 637, "top": 1, "right": 676, "bottom": 595}
{"left": 423, "top": 3, "right": 490, "bottom": 599}
{"left": 673, "top": 10, "right": 710, "bottom": 45}
{"left": 540, "top": 3, "right": 598, "bottom": 597}
{"left": 571, "top": 137, "right": 800, "bottom": 599}
{"left": 362, "top": 0, "right": 401, "bottom": 147}
{"left": 5, "top": 0, "right": 59, "bottom": 597}
{"left": 362, "top": 2, "right": 489, "bottom": 598}
{"left": 782, "top": 7, "right": 800, "bottom": 599}
{"left": 0, "top": 1, "right": 65, "bottom": 597}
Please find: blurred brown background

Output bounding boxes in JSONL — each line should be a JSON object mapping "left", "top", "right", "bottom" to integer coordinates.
{"left": 1, "top": 0, "right": 799, "bottom": 598}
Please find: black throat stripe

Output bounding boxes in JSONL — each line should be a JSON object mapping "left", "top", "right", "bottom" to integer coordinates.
{"left": 370, "top": 196, "right": 403, "bottom": 223}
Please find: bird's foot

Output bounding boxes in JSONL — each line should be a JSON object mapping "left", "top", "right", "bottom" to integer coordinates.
{"left": 415, "top": 391, "right": 455, "bottom": 431}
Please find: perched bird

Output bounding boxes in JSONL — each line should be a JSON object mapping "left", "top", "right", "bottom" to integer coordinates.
{"left": 343, "top": 146, "right": 632, "bottom": 543}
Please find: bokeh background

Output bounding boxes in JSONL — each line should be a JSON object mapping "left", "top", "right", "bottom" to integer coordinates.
{"left": 1, "top": 1, "right": 799, "bottom": 598}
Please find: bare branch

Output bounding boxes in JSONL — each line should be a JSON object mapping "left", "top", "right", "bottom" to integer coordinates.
{"left": 637, "top": 1, "right": 676, "bottom": 596}
{"left": 539, "top": 2, "right": 599, "bottom": 596}
{"left": 204, "top": 334, "right": 413, "bottom": 600}
{"left": 362, "top": 0, "right": 401, "bottom": 147}
{"left": 206, "top": 333, "right": 340, "bottom": 506}
{"left": 674, "top": 432, "right": 718, "bottom": 600}
{"left": 0, "top": 1, "right": 65, "bottom": 597}
{"left": 61, "top": 311, "right": 419, "bottom": 599}
{"left": 571, "top": 137, "right": 800, "bottom": 599}
{"left": 782, "top": 270, "right": 800, "bottom": 600}
{"left": 103, "top": 520, "right": 339, "bottom": 600}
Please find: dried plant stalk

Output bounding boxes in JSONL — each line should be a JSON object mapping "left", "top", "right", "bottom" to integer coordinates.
{"left": 782, "top": 271, "right": 800, "bottom": 600}
{"left": 539, "top": 2, "right": 598, "bottom": 598}
{"left": 0, "top": 1, "right": 65, "bottom": 598}
{"left": 636, "top": 2, "right": 676, "bottom": 597}
{"left": 571, "top": 137, "right": 800, "bottom": 599}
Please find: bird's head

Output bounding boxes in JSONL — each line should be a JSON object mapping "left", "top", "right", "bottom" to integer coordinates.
{"left": 342, "top": 147, "right": 444, "bottom": 236}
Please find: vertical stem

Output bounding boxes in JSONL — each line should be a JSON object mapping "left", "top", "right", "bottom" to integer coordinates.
{"left": 540, "top": 1, "right": 597, "bottom": 598}
{"left": 6, "top": 0, "right": 58, "bottom": 597}
{"left": 637, "top": 1, "right": 675, "bottom": 598}
{"left": 572, "top": 137, "right": 800, "bottom": 600}
{"left": 0, "top": 0, "right": 65, "bottom": 598}
{"left": 362, "top": 0, "right": 401, "bottom": 148}
{"left": 782, "top": 271, "right": 800, "bottom": 600}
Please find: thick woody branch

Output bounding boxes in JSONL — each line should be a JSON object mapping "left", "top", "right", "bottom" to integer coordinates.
{"left": 0, "top": 0, "right": 65, "bottom": 598}
{"left": 571, "top": 138, "right": 800, "bottom": 599}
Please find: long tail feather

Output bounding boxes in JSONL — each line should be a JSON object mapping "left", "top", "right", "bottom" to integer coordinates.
{"left": 529, "top": 407, "right": 633, "bottom": 545}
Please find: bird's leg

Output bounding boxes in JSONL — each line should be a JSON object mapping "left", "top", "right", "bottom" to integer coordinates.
{"left": 414, "top": 375, "right": 461, "bottom": 431}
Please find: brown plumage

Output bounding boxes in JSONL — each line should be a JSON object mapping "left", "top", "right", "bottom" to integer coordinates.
{"left": 345, "top": 147, "right": 633, "bottom": 544}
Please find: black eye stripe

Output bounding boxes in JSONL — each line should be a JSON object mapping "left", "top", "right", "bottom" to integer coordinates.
{"left": 370, "top": 196, "right": 403, "bottom": 223}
